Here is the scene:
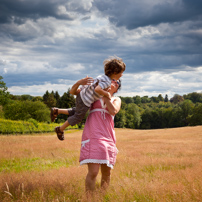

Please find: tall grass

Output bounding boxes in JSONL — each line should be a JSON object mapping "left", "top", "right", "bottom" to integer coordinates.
{"left": 0, "top": 127, "right": 202, "bottom": 201}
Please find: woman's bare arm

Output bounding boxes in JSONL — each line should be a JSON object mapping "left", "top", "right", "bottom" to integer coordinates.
{"left": 103, "top": 96, "right": 121, "bottom": 116}
{"left": 95, "top": 85, "right": 111, "bottom": 99}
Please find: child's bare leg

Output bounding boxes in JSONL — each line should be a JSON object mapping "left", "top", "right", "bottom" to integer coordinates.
{"left": 51, "top": 108, "right": 70, "bottom": 122}
{"left": 58, "top": 109, "right": 69, "bottom": 115}
{"left": 59, "top": 120, "right": 70, "bottom": 131}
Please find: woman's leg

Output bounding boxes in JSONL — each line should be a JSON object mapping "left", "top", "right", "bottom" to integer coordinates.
{"left": 101, "top": 164, "right": 111, "bottom": 189}
{"left": 85, "top": 163, "right": 100, "bottom": 192}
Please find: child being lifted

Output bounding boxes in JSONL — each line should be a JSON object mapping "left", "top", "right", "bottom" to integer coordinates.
{"left": 51, "top": 56, "right": 126, "bottom": 140}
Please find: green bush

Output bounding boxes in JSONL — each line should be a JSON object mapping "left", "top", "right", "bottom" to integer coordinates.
{"left": 4, "top": 100, "right": 51, "bottom": 122}
{"left": 188, "top": 103, "right": 202, "bottom": 126}
{"left": 0, "top": 119, "right": 78, "bottom": 134}
{"left": 0, "top": 106, "right": 4, "bottom": 118}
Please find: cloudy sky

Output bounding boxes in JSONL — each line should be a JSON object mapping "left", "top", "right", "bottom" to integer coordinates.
{"left": 0, "top": 0, "right": 202, "bottom": 99}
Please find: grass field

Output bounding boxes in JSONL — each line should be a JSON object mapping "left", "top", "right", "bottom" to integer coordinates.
{"left": 0, "top": 127, "right": 202, "bottom": 201}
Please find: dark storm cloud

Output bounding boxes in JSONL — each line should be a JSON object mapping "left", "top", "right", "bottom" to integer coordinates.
{"left": 0, "top": 0, "right": 93, "bottom": 42}
{"left": 90, "top": 0, "right": 202, "bottom": 74}
{"left": 0, "top": 0, "right": 92, "bottom": 25}
{"left": 93, "top": 0, "right": 202, "bottom": 29}
{"left": 124, "top": 53, "right": 202, "bottom": 74}
{"left": 0, "top": 0, "right": 68, "bottom": 24}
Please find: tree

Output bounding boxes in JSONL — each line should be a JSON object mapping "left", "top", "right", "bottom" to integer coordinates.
{"left": 125, "top": 103, "right": 141, "bottom": 129}
{"left": 10, "top": 95, "right": 21, "bottom": 100}
{"left": 47, "top": 93, "right": 56, "bottom": 108}
{"left": 179, "top": 100, "right": 194, "bottom": 126}
{"left": 54, "top": 91, "right": 60, "bottom": 106}
{"left": 133, "top": 95, "right": 141, "bottom": 104}
{"left": 170, "top": 94, "right": 184, "bottom": 104}
{"left": 150, "top": 109, "right": 162, "bottom": 129}
{"left": 141, "top": 96, "right": 150, "bottom": 103}
{"left": 158, "top": 94, "right": 164, "bottom": 102}
{"left": 150, "top": 96, "right": 159, "bottom": 103}
{"left": 114, "top": 109, "right": 126, "bottom": 128}
{"left": 0, "top": 105, "right": 4, "bottom": 118}
{"left": 124, "top": 97, "right": 134, "bottom": 104}
{"left": 43, "top": 90, "right": 56, "bottom": 108}
{"left": 120, "top": 98, "right": 127, "bottom": 110}
{"left": 32, "top": 96, "right": 43, "bottom": 102}
{"left": 58, "top": 89, "right": 75, "bottom": 108}
{"left": 169, "top": 106, "right": 184, "bottom": 127}
{"left": 188, "top": 103, "right": 202, "bottom": 126}
{"left": 184, "top": 92, "right": 202, "bottom": 103}
{"left": 140, "top": 108, "right": 152, "bottom": 129}
{"left": 20, "top": 94, "right": 33, "bottom": 101}
{"left": 161, "top": 107, "right": 173, "bottom": 128}
{"left": 0, "top": 76, "right": 10, "bottom": 105}
{"left": 4, "top": 100, "right": 50, "bottom": 122}
{"left": 0, "top": 76, "right": 7, "bottom": 92}
{"left": 164, "top": 94, "right": 169, "bottom": 102}
{"left": 43, "top": 90, "right": 50, "bottom": 104}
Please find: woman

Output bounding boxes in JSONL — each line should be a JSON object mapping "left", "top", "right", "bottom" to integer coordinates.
{"left": 79, "top": 78, "right": 121, "bottom": 192}
{"left": 51, "top": 77, "right": 121, "bottom": 192}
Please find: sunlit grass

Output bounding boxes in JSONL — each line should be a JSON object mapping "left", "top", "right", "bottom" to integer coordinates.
{"left": 0, "top": 127, "right": 202, "bottom": 201}
{"left": 0, "top": 156, "right": 78, "bottom": 173}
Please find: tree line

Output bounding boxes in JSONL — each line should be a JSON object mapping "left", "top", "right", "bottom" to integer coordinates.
{"left": 1, "top": 76, "right": 202, "bottom": 129}
{"left": 116, "top": 94, "right": 202, "bottom": 129}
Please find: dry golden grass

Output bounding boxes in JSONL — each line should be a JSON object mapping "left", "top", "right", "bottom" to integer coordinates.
{"left": 0, "top": 127, "right": 202, "bottom": 201}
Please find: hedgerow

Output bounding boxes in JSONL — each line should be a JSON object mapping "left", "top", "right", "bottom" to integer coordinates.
{"left": 0, "top": 119, "right": 78, "bottom": 134}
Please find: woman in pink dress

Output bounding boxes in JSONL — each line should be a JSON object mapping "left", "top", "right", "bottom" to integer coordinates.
{"left": 51, "top": 76, "right": 121, "bottom": 192}
{"left": 79, "top": 79, "right": 121, "bottom": 192}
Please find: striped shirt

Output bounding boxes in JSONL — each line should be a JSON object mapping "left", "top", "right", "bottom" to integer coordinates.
{"left": 80, "top": 75, "right": 111, "bottom": 107}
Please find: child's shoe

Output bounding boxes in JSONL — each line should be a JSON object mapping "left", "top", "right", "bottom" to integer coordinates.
{"left": 51, "top": 108, "right": 58, "bottom": 122}
{"left": 55, "top": 127, "right": 64, "bottom": 141}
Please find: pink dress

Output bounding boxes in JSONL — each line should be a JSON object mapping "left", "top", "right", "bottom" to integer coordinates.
{"left": 79, "top": 98, "right": 118, "bottom": 169}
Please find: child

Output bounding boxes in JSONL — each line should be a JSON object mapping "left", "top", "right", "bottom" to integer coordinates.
{"left": 51, "top": 56, "right": 126, "bottom": 140}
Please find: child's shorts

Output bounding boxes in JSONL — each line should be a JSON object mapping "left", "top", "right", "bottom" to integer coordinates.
{"left": 67, "top": 93, "right": 89, "bottom": 126}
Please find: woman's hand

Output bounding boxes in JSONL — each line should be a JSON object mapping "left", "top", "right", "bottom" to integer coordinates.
{"left": 105, "top": 92, "right": 112, "bottom": 100}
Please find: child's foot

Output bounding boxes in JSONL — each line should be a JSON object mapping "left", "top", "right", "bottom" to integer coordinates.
{"left": 51, "top": 108, "right": 58, "bottom": 122}
{"left": 55, "top": 127, "right": 64, "bottom": 141}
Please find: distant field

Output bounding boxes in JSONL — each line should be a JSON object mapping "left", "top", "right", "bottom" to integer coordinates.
{"left": 0, "top": 127, "right": 202, "bottom": 201}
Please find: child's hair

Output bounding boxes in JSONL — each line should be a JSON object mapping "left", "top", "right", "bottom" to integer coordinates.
{"left": 104, "top": 56, "right": 126, "bottom": 77}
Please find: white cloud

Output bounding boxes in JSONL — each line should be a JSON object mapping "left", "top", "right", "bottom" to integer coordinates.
{"left": 65, "top": 0, "right": 93, "bottom": 12}
{"left": 0, "top": 60, "right": 86, "bottom": 76}
{"left": 117, "top": 67, "right": 202, "bottom": 98}
{"left": 7, "top": 66, "right": 202, "bottom": 98}
{"left": 8, "top": 82, "right": 72, "bottom": 96}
